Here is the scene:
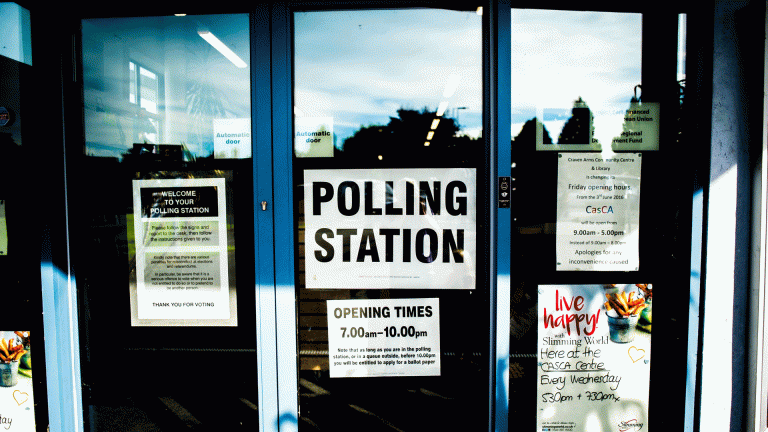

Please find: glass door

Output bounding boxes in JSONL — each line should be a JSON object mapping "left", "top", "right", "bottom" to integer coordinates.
{"left": 504, "top": 8, "right": 691, "bottom": 431}
{"left": 75, "top": 13, "right": 262, "bottom": 430}
{"left": 287, "top": 6, "right": 491, "bottom": 431}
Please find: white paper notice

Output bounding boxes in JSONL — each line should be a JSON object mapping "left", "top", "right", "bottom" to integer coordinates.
{"left": 610, "top": 103, "right": 660, "bottom": 152}
{"left": 327, "top": 298, "right": 440, "bottom": 378}
{"left": 537, "top": 285, "right": 652, "bottom": 432}
{"left": 556, "top": 153, "right": 641, "bottom": 271}
{"left": 132, "top": 178, "right": 231, "bottom": 321}
{"left": 304, "top": 168, "right": 476, "bottom": 289}
{"left": 0, "top": 200, "right": 6, "bottom": 255}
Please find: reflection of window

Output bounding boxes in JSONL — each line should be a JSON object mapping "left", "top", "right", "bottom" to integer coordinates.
{"left": 84, "top": 14, "right": 250, "bottom": 159}
{"left": 129, "top": 61, "right": 160, "bottom": 114}
{"left": 129, "top": 60, "right": 162, "bottom": 143}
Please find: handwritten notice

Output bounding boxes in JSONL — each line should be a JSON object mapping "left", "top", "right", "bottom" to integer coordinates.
{"left": 556, "top": 153, "right": 641, "bottom": 271}
{"left": 537, "top": 284, "right": 651, "bottom": 432}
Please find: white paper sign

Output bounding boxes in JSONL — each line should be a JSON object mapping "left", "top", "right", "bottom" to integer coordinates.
{"left": 327, "top": 298, "right": 440, "bottom": 378}
{"left": 304, "top": 168, "right": 476, "bottom": 289}
{"left": 131, "top": 178, "right": 231, "bottom": 321}
{"left": 537, "top": 284, "right": 652, "bottom": 432}
{"left": 556, "top": 153, "right": 641, "bottom": 271}
{"left": 610, "top": 103, "right": 660, "bottom": 151}
{"left": 213, "top": 118, "right": 251, "bottom": 159}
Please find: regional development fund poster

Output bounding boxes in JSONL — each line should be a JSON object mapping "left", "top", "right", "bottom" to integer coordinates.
{"left": 131, "top": 177, "right": 232, "bottom": 324}
{"left": 537, "top": 284, "right": 652, "bottom": 432}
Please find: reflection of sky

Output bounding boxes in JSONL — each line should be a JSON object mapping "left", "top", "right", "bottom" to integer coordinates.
{"left": 511, "top": 10, "right": 642, "bottom": 143}
{"left": 295, "top": 9, "right": 641, "bottom": 147}
{"left": 83, "top": 9, "right": 642, "bottom": 158}
{"left": 294, "top": 9, "right": 484, "bottom": 146}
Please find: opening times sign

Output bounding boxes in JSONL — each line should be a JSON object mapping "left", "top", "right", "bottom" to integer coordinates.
{"left": 327, "top": 298, "right": 440, "bottom": 378}
{"left": 132, "top": 178, "right": 231, "bottom": 321}
{"left": 556, "top": 153, "right": 641, "bottom": 271}
{"left": 304, "top": 168, "right": 476, "bottom": 289}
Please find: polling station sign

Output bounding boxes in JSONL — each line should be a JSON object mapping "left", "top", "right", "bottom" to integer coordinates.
{"left": 304, "top": 168, "right": 476, "bottom": 289}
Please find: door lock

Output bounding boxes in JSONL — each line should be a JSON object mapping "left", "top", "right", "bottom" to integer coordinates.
{"left": 261, "top": 201, "right": 268, "bottom": 211}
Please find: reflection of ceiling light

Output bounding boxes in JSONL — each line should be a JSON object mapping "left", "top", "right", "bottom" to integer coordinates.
{"left": 476, "top": 7, "right": 483, "bottom": 15}
{"left": 437, "top": 101, "right": 449, "bottom": 117}
{"left": 198, "top": 30, "right": 247, "bottom": 68}
{"left": 443, "top": 74, "right": 461, "bottom": 98}
{"left": 175, "top": 14, "right": 187, "bottom": 17}
{"left": 430, "top": 119, "right": 440, "bottom": 130}
{"left": 426, "top": 131, "right": 434, "bottom": 140}
{"left": 378, "top": 155, "right": 383, "bottom": 160}
{"left": 424, "top": 141, "right": 430, "bottom": 147}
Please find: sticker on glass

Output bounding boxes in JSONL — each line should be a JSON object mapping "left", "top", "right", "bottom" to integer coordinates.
{"left": 213, "top": 118, "right": 251, "bottom": 159}
{"left": 295, "top": 117, "right": 334, "bottom": 157}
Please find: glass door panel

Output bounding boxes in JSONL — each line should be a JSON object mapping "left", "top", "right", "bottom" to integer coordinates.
{"left": 508, "top": 9, "right": 688, "bottom": 431}
{"left": 0, "top": 50, "right": 49, "bottom": 432}
{"left": 78, "top": 14, "right": 258, "bottom": 430}
{"left": 293, "top": 7, "right": 488, "bottom": 431}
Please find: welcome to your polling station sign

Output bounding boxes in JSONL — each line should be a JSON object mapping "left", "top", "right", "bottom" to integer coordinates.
{"left": 130, "top": 177, "right": 235, "bottom": 326}
{"left": 304, "top": 168, "right": 476, "bottom": 290}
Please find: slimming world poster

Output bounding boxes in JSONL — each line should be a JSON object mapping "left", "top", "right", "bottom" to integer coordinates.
{"left": 537, "top": 284, "right": 652, "bottom": 432}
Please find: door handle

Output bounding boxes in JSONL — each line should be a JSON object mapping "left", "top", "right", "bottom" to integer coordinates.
{"left": 261, "top": 201, "right": 268, "bottom": 211}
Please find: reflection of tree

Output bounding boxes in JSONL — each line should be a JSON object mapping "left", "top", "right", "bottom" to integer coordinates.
{"left": 339, "top": 108, "right": 479, "bottom": 165}
{"left": 512, "top": 118, "right": 552, "bottom": 148}
{"left": 558, "top": 96, "right": 593, "bottom": 144}
{"left": 186, "top": 81, "right": 226, "bottom": 156}
{"left": 510, "top": 118, "right": 554, "bottom": 229}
